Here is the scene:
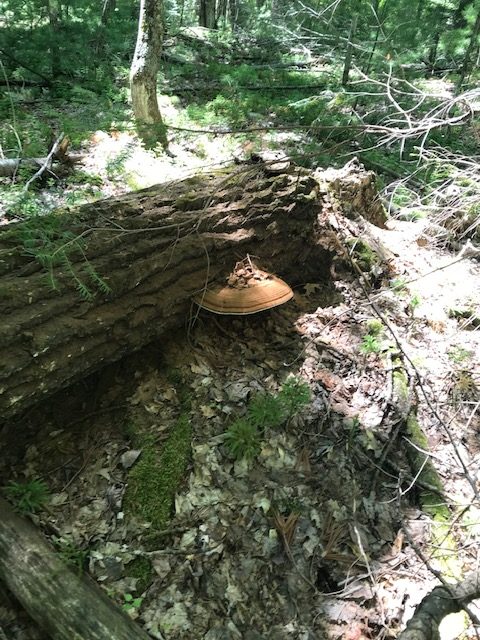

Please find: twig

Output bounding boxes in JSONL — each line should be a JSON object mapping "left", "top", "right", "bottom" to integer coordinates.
{"left": 23, "top": 132, "right": 64, "bottom": 191}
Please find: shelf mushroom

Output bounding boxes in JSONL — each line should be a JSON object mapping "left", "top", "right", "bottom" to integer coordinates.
{"left": 194, "top": 259, "right": 294, "bottom": 315}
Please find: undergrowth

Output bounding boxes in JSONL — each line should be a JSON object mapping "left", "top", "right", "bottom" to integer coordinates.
{"left": 4, "top": 478, "right": 50, "bottom": 513}
{"left": 224, "top": 376, "right": 311, "bottom": 461}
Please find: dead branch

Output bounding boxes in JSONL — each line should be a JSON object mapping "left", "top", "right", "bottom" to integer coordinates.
{"left": 399, "top": 572, "right": 480, "bottom": 639}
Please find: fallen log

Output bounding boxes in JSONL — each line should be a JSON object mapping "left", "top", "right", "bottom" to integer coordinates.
{"left": 0, "top": 136, "right": 84, "bottom": 178}
{"left": 0, "top": 497, "right": 151, "bottom": 640}
{"left": 398, "top": 573, "right": 480, "bottom": 640}
{"left": 0, "top": 159, "right": 384, "bottom": 420}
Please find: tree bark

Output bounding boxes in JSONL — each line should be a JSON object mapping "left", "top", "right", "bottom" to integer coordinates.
{"left": 398, "top": 573, "right": 480, "bottom": 639}
{"left": 0, "top": 160, "right": 384, "bottom": 421}
{"left": 130, "top": 0, "right": 168, "bottom": 149}
{"left": 0, "top": 497, "right": 152, "bottom": 640}
{"left": 199, "top": 0, "right": 217, "bottom": 28}
{"left": 341, "top": 14, "right": 358, "bottom": 86}
{"left": 456, "top": 5, "right": 480, "bottom": 90}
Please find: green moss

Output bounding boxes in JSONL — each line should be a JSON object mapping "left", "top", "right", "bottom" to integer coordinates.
{"left": 175, "top": 192, "right": 211, "bottom": 211}
{"left": 345, "top": 237, "right": 379, "bottom": 272}
{"left": 124, "top": 414, "right": 192, "bottom": 529}
{"left": 125, "top": 556, "right": 153, "bottom": 594}
{"left": 391, "top": 359, "right": 461, "bottom": 579}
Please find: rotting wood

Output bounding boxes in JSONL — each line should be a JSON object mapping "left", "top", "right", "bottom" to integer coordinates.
{"left": 0, "top": 497, "right": 152, "bottom": 640}
{"left": 0, "top": 136, "right": 84, "bottom": 178}
{"left": 0, "top": 159, "right": 385, "bottom": 420}
{"left": 398, "top": 572, "right": 480, "bottom": 640}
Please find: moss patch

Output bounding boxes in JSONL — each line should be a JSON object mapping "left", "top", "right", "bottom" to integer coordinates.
{"left": 124, "top": 414, "right": 192, "bottom": 529}
{"left": 345, "top": 237, "right": 380, "bottom": 273}
{"left": 125, "top": 556, "right": 153, "bottom": 594}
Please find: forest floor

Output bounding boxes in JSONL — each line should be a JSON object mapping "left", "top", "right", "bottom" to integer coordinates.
{"left": 1, "top": 132, "right": 480, "bottom": 639}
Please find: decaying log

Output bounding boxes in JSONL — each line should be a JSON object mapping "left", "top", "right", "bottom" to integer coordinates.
{"left": 398, "top": 573, "right": 480, "bottom": 639}
{"left": 0, "top": 497, "right": 151, "bottom": 640}
{"left": 0, "top": 159, "right": 385, "bottom": 419}
{"left": 0, "top": 136, "right": 84, "bottom": 178}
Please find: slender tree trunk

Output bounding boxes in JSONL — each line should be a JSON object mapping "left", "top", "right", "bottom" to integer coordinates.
{"left": 427, "top": 31, "right": 440, "bottom": 74}
{"left": 130, "top": 0, "right": 168, "bottom": 149}
{"left": 229, "top": 0, "right": 238, "bottom": 30}
{"left": 47, "top": 0, "right": 61, "bottom": 77}
{"left": 101, "top": 0, "right": 116, "bottom": 26}
{"left": 342, "top": 14, "right": 358, "bottom": 86}
{"left": 216, "top": 0, "right": 227, "bottom": 27}
{"left": 199, "top": 0, "right": 217, "bottom": 28}
{"left": 456, "top": 6, "right": 480, "bottom": 89}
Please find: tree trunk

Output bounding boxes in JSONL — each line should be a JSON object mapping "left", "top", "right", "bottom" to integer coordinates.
{"left": 0, "top": 159, "right": 385, "bottom": 421}
{"left": 47, "top": 0, "right": 61, "bottom": 77}
{"left": 130, "top": 0, "right": 168, "bottom": 149}
{"left": 199, "top": 0, "right": 217, "bottom": 28}
{"left": 342, "top": 14, "right": 358, "bottom": 86}
{"left": 0, "top": 497, "right": 152, "bottom": 640}
{"left": 101, "top": 0, "right": 116, "bottom": 26}
{"left": 456, "top": 6, "right": 480, "bottom": 89}
{"left": 398, "top": 572, "right": 480, "bottom": 639}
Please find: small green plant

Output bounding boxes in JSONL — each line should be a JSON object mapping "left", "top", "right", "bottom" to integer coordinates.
{"left": 360, "top": 334, "right": 381, "bottom": 354}
{"left": 390, "top": 278, "right": 408, "bottom": 293}
{"left": 225, "top": 418, "right": 261, "bottom": 460}
{"left": 55, "top": 537, "right": 88, "bottom": 575}
{"left": 4, "top": 478, "right": 50, "bottom": 513}
{"left": 448, "top": 345, "right": 473, "bottom": 365}
{"left": 223, "top": 377, "right": 310, "bottom": 461}
{"left": 122, "top": 593, "right": 143, "bottom": 614}
{"left": 409, "top": 294, "right": 421, "bottom": 314}
{"left": 366, "top": 318, "right": 383, "bottom": 336}
{"left": 278, "top": 376, "right": 311, "bottom": 417}
{"left": 248, "top": 392, "right": 285, "bottom": 430}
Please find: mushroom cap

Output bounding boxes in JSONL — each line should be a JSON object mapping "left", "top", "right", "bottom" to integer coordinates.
{"left": 195, "top": 274, "right": 294, "bottom": 315}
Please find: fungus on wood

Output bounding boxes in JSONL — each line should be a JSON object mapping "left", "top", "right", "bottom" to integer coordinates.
{"left": 194, "top": 257, "right": 293, "bottom": 315}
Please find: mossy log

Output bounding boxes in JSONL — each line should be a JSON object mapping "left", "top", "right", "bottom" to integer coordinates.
{"left": 0, "top": 159, "right": 384, "bottom": 420}
{"left": 0, "top": 497, "right": 152, "bottom": 640}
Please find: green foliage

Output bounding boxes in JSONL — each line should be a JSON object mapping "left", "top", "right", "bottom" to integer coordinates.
{"left": 4, "top": 212, "right": 112, "bottom": 299}
{"left": 390, "top": 278, "right": 408, "bottom": 294}
{"left": 360, "top": 334, "right": 382, "bottom": 355}
{"left": 124, "top": 415, "right": 192, "bottom": 529}
{"left": 225, "top": 376, "right": 311, "bottom": 461}
{"left": 366, "top": 319, "right": 383, "bottom": 336}
{"left": 247, "top": 392, "right": 285, "bottom": 429}
{"left": 225, "top": 418, "right": 261, "bottom": 460}
{"left": 122, "top": 593, "right": 143, "bottom": 613}
{"left": 4, "top": 478, "right": 50, "bottom": 513}
{"left": 448, "top": 345, "right": 473, "bottom": 364}
{"left": 54, "top": 537, "right": 89, "bottom": 575}
{"left": 125, "top": 557, "right": 153, "bottom": 594}
{"left": 409, "top": 294, "right": 421, "bottom": 314}
{"left": 278, "top": 376, "right": 311, "bottom": 417}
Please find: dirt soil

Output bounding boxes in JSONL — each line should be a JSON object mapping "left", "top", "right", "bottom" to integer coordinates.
{"left": 1, "top": 191, "right": 480, "bottom": 639}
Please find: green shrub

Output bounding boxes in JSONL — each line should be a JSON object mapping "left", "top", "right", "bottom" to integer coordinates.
{"left": 225, "top": 419, "right": 261, "bottom": 460}
{"left": 4, "top": 478, "right": 50, "bottom": 513}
